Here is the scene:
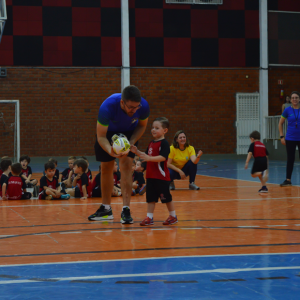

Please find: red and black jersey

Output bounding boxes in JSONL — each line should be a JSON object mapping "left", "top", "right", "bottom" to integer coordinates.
{"left": 61, "top": 168, "right": 72, "bottom": 181}
{"left": 21, "top": 166, "right": 32, "bottom": 178}
{"left": 4, "top": 175, "right": 26, "bottom": 200}
{"left": 76, "top": 173, "right": 91, "bottom": 197}
{"left": 0, "top": 170, "right": 3, "bottom": 177}
{"left": 0, "top": 174, "right": 8, "bottom": 190}
{"left": 86, "top": 169, "right": 92, "bottom": 180}
{"left": 248, "top": 141, "right": 269, "bottom": 158}
{"left": 54, "top": 169, "right": 60, "bottom": 181}
{"left": 92, "top": 173, "right": 101, "bottom": 191}
{"left": 132, "top": 171, "right": 145, "bottom": 187}
{"left": 113, "top": 171, "right": 121, "bottom": 186}
{"left": 145, "top": 139, "right": 170, "bottom": 181}
{"left": 39, "top": 176, "right": 59, "bottom": 199}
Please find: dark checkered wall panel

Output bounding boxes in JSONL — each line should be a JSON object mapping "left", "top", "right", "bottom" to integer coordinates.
{"left": 0, "top": 0, "right": 260, "bottom": 67}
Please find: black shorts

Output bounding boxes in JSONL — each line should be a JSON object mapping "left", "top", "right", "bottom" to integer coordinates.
{"left": 94, "top": 131, "right": 138, "bottom": 162}
{"left": 92, "top": 187, "right": 102, "bottom": 197}
{"left": 251, "top": 157, "right": 268, "bottom": 174}
{"left": 21, "top": 192, "right": 31, "bottom": 200}
{"left": 74, "top": 186, "right": 81, "bottom": 198}
{"left": 146, "top": 178, "right": 172, "bottom": 204}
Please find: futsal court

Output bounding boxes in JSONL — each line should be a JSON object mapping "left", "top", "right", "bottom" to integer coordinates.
{"left": 1, "top": 157, "right": 300, "bottom": 299}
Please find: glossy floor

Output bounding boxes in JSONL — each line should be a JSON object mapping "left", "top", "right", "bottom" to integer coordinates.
{"left": 1, "top": 159, "right": 300, "bottom": 299}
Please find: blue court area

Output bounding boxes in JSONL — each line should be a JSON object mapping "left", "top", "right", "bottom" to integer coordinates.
{"left": 1, "top": 253, "right": 300, "bottom": 300}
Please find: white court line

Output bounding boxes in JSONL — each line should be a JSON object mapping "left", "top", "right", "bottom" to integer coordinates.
{"left": 2, "top": 252, "right": 300, "bottom": 268}
{"left": 238, "top": 226, "right": 260, "bottom": 228}
{"left": 267, "top": 225, "right": 288, "bottom": 227}
{"left": 294, "top": 224, "right": 300, "bottom": 226}
{"left": 0, "top": 235, "right": 15, "bottom": 237}
{"left": 59, "top": 232, "right": 82, "bottom": 234}
{"left": 181, "top": 228, "right": 203, "bottom": 230}
{"left": 151, "top": 228, "right": 173, "bottom": 231}
{"left": 90, "top": 230, "right": 112, "bottom": 233}
{"left": 1, "top": 266, "right": 300, "bottom": 285}
{"left": 121, "top": 229, "right": 143, "bottom": 232}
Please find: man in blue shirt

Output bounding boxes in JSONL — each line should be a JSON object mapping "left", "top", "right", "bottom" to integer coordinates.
{"left": 88, "top": 86, "right": 150, "bottom": 224}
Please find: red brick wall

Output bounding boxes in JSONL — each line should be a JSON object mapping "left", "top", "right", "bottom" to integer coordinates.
{"left": 0, "top": 68, "right": 259, "bottom": 156}
{"left": 269, "top": 67, "right": 300, "bottom": 116}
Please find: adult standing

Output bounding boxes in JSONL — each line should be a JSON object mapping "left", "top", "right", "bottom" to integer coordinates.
{"left": 167, "top": 130, "right": 203, "bottom": 190}
{"left": 89, "top": 86, "right": 149, "bottom": 223}
{"left": 282, "top": 95, "right": 291, "bottom": 113}
{"left": 279, "top": 91, "right": 300, "bottom": 186}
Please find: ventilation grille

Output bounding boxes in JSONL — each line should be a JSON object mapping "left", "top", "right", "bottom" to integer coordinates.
{"left": 166, "top": 0, "right": 223, "bottom": 4}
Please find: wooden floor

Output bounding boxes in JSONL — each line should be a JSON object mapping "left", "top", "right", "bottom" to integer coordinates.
{"left": 1, "top": 174, "right": 300, "bottom": 266}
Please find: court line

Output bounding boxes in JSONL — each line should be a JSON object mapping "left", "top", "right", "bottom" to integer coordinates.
{"left": 1, "top": 265, "right": 300, "bottom": 285}
{"left": 1, "top": 252, "right": 300, "bottom": 268}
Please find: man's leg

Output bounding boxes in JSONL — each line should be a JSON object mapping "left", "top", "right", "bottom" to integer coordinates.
{"left": 119, "top": 155, "right": 134, "bottom": 224}
{"left": 101, "top": 160, "right": 115, "bottom": 205}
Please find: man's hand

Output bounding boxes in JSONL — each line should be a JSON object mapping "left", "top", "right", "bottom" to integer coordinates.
{"left": 110, "top": 146, "right": 128, "bottom": 158}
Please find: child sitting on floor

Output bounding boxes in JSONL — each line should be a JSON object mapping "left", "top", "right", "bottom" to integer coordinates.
{"left": 20, "top": 155, "right": 37, "bottom": 187}
{"left": 0, "top": 158, "right": 12, "bottom": 199}
{"left": 2, "top": 163, "right": 32, "bottom": 200}
{"left": 0, "top": 156, "right": 9, "bottom": 177}
{"left": 135, "top": 159, "right": 146, "bottom": 195}
{"left": 61, "top": 156, "right": 76, "bottom": 188}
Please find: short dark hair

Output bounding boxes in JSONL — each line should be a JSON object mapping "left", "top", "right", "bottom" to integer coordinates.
{"left": 49, "top": 158, "right": 57, "bottom": 165}
{"left": 122, "top": 85, "right": 141, "bottom": 103}
{"left": 45, "top": 162, "right": 55, "bottom": 171}
{"left": 73, "top": 159, "right": 87, "bottom": 173}
{"left": 249, "top": 130, "right": 260, "bottom": 140}
{"left": 172, "top": 130, "right": 190, "bottom": 149}
{"left": 68, "top": 156, "right": 76, "bottom": 161}
{"left": 11, "top": 163, "right": 22, "bottom": 175}
{"left": 291, "top": 91, "right": 300, "bottom": 98}
{"left": 20, "top": 155, "right": 30, "bottom": 164}
{"left": 1, "top": 159, "right": 12, "bottom": 171}
{"left": 154, "top": 117, "right": 169, "bottom": 129}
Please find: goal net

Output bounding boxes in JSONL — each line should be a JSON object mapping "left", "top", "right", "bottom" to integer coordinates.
{"left": 0, "top": 100, "right": 20, "bottom": 163}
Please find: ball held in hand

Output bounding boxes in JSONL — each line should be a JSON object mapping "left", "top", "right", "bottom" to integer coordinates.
{"left": 112, "top": 134, "right": 131, "bottom": 155}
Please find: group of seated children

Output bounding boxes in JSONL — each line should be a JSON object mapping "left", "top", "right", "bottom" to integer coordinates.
{"left": 0, "top": 155, "right": 146, "bottom": 200}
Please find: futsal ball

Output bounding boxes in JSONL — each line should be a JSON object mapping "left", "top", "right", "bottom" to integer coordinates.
{"left": 112, "top": 134, "right": 130, "bottom": 155}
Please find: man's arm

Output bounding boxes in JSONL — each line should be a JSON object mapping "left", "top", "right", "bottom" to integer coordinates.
{"left": 129, "top": 118, "right": 148, "bottom": 145}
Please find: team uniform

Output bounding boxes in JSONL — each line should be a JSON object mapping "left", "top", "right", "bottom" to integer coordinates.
{"left": 248, "top": 141, "right": 269, "bottom": 174}
{"left": 0, "top": 170, "right": 3, "bottom": 177}
{"left": 61, "top": 168, "right": 72, "bottom": 181}
{"left": 95, "top": 93, "right": 150, "bottom": 162}
{"left": 91, "top": 173, "right": 101, "bottom": 197}
{"left": 3, "top": 175, "right": 31, "bottom": 200}
{"left": 132, "top": 170, "right": 145, "bottom": 193}
{"left": 21, "top": 166, "right": 32, "bottom": 178}
{"left": 113, "top": 171, "right": 121, "bottom": 186}
{"left": 145, "top": 139, "right": 172, "bottom": 204}
{"left": 0, "top": 173, "right": 8, "bottom": 191}
{"left": 39, "top": 176, "right": 59, "bottom": 200}
{"left": 74, "top": 173, "right": 90, "bottom": 198}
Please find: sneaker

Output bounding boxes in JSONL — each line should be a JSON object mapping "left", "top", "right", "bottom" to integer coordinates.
{"left": 169, "top": 181, "right": 175, "bottom": 190}
{"left": 163, "top": 215, "right": 178, "bottom": 225}
{"left": 88, "top": 205, "right": 114, "bottom": 221}
{"left": 258, "top": 186, "right": 268, "bottom": 193}
{"left": 189, "top": 182, "right": 200, "bottom": 190}
{"left": 26, "top": 183, "right": 33, "bottom": 189}
{"left": 139, "top": 185, "right": 146, "bottom": 195}
{"left": 131, "top": 189, "right": 136, "bottom": 196}
{"left": 121, "top": 207, "right": 134, "bottom": 224}
{"left": 45, "top": 195, "right": 53, "bottom": 200}
{"left": 280, "top": 180, "right": 292, "bottom": 187}
{"left": 61, "top": 194, "right": 70, "bottom": 200}
{"left": 60, "top": 182, "right": 67, "bottom": 194}
{"left": 140, "top": 217, "right": 154, "bottom": 226}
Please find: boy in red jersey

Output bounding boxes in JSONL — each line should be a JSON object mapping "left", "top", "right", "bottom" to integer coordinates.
{"left": 2, "top": 163, "right": 31, "bottom": 200}
{"left": 39, "top": 162, "right": 70, "bottom": 200}
{"left": 20, "top": 155, "right": 37, "bottom": 187}
{"left": 245, "top": 130, "right": 269, "bottom": 193}
{"left": 0, "top": 159, "right": 12, "bottom": 199}
{"left": 0, "top": 156, "right": 9, "bottom": 178}
{"left": 131, "top": 117, "right": 177, "bottom": 226}
{"left": 65, "top": 159, "right": 91, "bottom": 200}
{"left": 80, "top": 157, "right": 93, "bottom": 181}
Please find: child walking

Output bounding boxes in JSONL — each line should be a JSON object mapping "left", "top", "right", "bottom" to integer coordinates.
{"left": 131, "top": 117, "right": 177, "bottom": 226}
{"left": 245, "top": 130, "right": 269, "bottom": 193}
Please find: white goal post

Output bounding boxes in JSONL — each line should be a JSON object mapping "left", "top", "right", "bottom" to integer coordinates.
{"left": 0, "top": 100, "right": 20, "bottom": 162}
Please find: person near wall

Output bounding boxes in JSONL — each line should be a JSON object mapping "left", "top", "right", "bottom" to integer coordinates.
{"left": 279, "top": 91, "right": 300, "bottom": 186}
{"left": 167, "top": 130, "right": 203, "bottom": 190}
{"left": 282, "top": 95, "right": 291, "bottom": 113}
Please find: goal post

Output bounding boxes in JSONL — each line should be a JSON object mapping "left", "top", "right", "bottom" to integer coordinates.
{"left": 0, "top": 100, "right": 20, "bottom": 163}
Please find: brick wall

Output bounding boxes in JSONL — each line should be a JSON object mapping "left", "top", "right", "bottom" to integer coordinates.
{"left": 0, "top": 68, "right": 259, "bottom": 157}
{"left": 269, "top": 68, "right": 300, "bottom": 116}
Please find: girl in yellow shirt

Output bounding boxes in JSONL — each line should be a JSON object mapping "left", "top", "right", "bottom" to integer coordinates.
{"left": 167, "top": 130, "right": 203, "bottom": 190}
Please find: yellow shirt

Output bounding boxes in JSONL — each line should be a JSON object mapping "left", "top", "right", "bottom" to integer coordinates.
{"left": 169, "top": 145, "right": 196, "bottom": 170}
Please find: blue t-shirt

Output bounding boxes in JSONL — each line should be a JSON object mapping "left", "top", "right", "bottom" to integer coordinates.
{"left": 282, "top": 106, "right": 300, "bottom": 141}
{"left": 97, "top": 93, "right": 150, "bottom": 132}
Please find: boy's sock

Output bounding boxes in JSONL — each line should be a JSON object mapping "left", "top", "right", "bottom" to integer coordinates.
{"left": 147, "top": 213, "right": 153, "bottom": 219}
{"left": 123, "top": 206, "right": 130, "bottom": 210}
{"left": 103, "top": 204, "right": 111, "bottom": 210}
{"left": 169, "top": 211, "right": 176, "bottom": 217}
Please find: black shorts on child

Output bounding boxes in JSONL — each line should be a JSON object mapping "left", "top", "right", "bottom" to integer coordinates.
{"left": 251, "top": 157, "right": 268, "bottom": 174}
{"left": 146, "top": 178, "right": 172, "bottom": 204}
{"left": 74, "top": 186, "right": 81, "bottom": 198}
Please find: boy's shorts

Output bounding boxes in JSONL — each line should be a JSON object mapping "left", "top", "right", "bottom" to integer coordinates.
{"left": 146, "top": 178, "right": 172, "bottom": 204}
{"left": 92, "top": 187, "right": 102, "bottom": 198}
{"left": 38, "top": 190, "right": 62, "bottom": 200}
{"left": 21, "top": 192, "right": 31, "bottom": 200}
{"left": 74, "top": 186, "right": 81, "bottom": 198}
{"left": 251, "top": 157, "right": 268, "bottom": 174}
{"left": 94, "top": 131, "right": 138, "bottom": 162}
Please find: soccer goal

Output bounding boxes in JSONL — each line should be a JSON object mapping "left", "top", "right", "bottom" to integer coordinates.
{"left": 0, "top": 100, "right": 20, "bottom": 163}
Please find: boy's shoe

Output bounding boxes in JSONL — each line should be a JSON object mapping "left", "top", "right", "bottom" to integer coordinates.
{"left": 121, "top": 207, "right": 134, "bottom": 224}
{"left": 258, "top": 186, "right": 268, "bottom": 193}
{"left": 140, "top": 217, "right": 154, "bottom": 226}
{"left": 163, "top": 215, "right": 178, "bottom": 225}
{"left": 26, "top": 183, "right": 33, "bottom": 189}
{"left": 88, "top": 205, "right": 114, "bottom": 221}
{"left": 61, "top": 194, "right": 70, "bottom": 200}
{"left": 280, "top": 180, "right": 292, "bottom": 187}
{"left": 45, "top": 195, "right": 53, "bottom": 200}
{"left": 189, "top": 182, "right": 200, "bottom": 190}
{"left": 60, "top": 183, "right": 67, "bottom": 194}
{"left": 169, "top": 181, "right": 175, "bottom": 190}
{"left": 139, "top": 185, "right": 146, "bottom": 195}
{"left": 131, "top": 189, "right": 136, "bottom": 196}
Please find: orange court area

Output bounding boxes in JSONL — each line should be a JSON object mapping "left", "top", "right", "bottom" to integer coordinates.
{"left": 1, "top": 174, "right": 300, "bottom": 266}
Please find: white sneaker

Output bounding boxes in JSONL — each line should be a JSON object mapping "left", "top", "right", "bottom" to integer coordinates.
{"left": 169, "top": 181, "right": 175, "bottom": 190}
{"left": 189, "top": 182, "right": 200, "bottom": 190}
